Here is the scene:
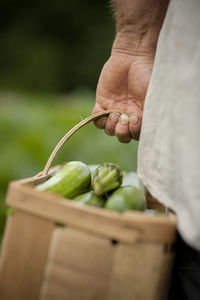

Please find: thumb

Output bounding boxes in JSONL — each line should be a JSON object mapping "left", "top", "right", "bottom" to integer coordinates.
{"left": 92, "top": 103, "right": 108, "bottom": 129}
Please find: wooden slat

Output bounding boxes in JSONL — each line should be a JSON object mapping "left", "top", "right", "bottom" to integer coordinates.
{"left": 0, "top": 211, "right": 54, "bottom": 300}
{"left": 107, "top": 242, "right": 174, "bottom": 300}
{"left": 40, "top": 228, "right": 174, "bottom": 300}
{"left": 6, "top": 181, "right": 177, "bottom": 244}
{"left": 40, "top": 227, "right": 116, "bottom": 300}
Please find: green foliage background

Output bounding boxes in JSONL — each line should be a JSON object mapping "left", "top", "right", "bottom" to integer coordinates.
{"left": 0, "top": 0, "right": 115, "bottom": 92}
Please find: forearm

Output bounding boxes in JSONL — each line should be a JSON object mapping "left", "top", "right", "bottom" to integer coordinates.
{"left": 111, "top": 0, "right": 169, "bottom": 56}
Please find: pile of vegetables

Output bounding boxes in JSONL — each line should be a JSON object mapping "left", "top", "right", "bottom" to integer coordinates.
{"left": 36, "top": 161, "right": 146, "bottom": 212}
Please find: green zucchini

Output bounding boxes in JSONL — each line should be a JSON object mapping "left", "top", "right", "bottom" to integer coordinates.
{"left": 105, "top": 185, "right": 146, "bottom": 212}
{"left": 122, "top": 172, "right": 145, "bottom": 192}
{"left": 36, "top": 161, "right": 91, "bottom": 198}
{"left": 92, "top": 163, "right": 123, "bottom": 196}
{"left": 73, "top": 191, "right": 105, "bottom": 207}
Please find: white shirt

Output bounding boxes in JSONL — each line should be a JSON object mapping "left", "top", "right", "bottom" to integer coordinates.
{"left": 138, "top": 0, "right": 200, "bottom": 250}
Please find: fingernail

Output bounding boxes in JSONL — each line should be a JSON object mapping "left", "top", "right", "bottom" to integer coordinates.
{"left": 110, "top": 113, "right": 120, "bottom": 124}
{"left": 119, "top": 113, "right": 129, "bottom": 126}
{"left": 130, "top": 114, "right": 140, "bottom": 125}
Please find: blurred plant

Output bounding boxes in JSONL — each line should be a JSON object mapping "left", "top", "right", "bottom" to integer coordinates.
{"left": 0, "top": 0, "right": 114, "bottom": 92}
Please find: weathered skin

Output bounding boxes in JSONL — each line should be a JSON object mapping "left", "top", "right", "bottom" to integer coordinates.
{"left": 93, "top": 0, "right": 169, "bottom": 142}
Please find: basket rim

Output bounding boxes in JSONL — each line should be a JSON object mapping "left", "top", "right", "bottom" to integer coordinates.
{"left": 6, "top": 170, "right": 177, "bottom": 245}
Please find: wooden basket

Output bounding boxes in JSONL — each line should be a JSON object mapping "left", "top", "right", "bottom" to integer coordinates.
{"left": 0, "top": 111, "right": 177, "bottom": 300}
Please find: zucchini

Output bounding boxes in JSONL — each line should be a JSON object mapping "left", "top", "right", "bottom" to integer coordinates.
{"left": 122, "top": 172, "right": 145, "bottom": 192}
{"left": 92, "top": 163, "right": 123, "bottom": 196}
{"left": 36, "top": 161, "right": 91, "bottom": 198}
{"left": 105, "top": 185, "right": 146, "bottom": 212}
{"left": 73, "top": 191, "right": 105, "bottom": 207}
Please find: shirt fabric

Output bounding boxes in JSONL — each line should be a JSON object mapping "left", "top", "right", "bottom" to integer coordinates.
{"left": 138, "top": 0, "right": 200, "bottom": 251}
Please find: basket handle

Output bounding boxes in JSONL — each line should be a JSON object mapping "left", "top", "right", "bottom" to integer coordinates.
{"left": 41, "top": 110, "right": 128, "bottom": 176}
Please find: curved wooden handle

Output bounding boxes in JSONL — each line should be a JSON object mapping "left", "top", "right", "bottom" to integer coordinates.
{"left": 41, "top": 110, "right": 128, "bottom": 176}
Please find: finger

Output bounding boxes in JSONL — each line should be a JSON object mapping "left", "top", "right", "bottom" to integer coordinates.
{"left": 115, "top": 113, "right": 131, "bottom": 143}
{"left": 129, "top": 113, "right": 142, "bottom": 140}
{"left": 104, "top": 113, "right": 120, "bottom": 136}
{"left": 92, "top": 103, "right": 107, "bottom": 129}
{"left": 94, "top": 116, "right": 108, "bottom": 129}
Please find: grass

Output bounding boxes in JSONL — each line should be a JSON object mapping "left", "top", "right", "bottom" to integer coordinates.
{"left": 0, "top": 89, "right": 138, "bottom": 241}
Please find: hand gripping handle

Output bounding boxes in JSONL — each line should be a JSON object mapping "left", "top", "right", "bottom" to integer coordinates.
{"left": 41, "top": 110, "right": 128, "bottom": 176}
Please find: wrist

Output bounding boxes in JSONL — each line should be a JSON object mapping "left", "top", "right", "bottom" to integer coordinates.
{"left": 111, "top": 0, "right": 169, "bottom": 57}
{"left": 112, "top": 30, "right": 158, "bottom": 58}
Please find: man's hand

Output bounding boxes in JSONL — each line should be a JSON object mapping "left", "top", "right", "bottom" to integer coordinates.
{"left": 92, "top": 0, "right": 169, "bottom": 142}
{"left": 93, "top": 51, "right": 154, "bottom": 142}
